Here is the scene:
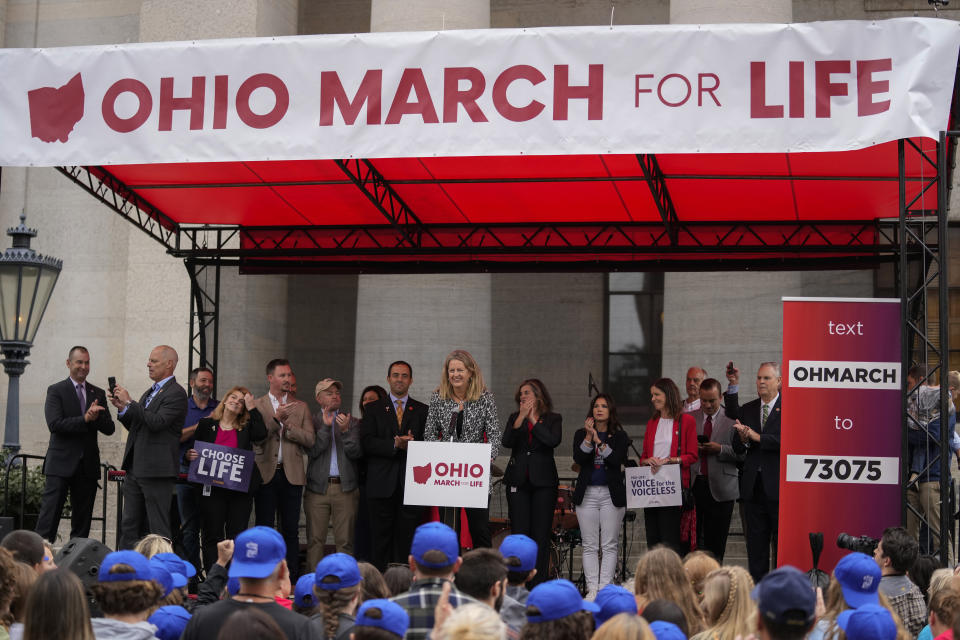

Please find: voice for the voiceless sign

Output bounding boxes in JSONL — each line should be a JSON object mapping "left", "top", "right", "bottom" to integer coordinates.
{"left": 89, "top": 57, "right": 892, "bottom": 133}
{"left": 629, "top": 475, "right": 678, "bottom": 497}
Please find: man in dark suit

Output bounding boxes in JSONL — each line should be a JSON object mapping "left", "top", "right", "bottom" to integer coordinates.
{"left": 359, "top": 360, "right": 427, "bottom": 571}
{"left": 36, "top": 346, "right": 115, "bottom": 542}
{"left": 728, "top": 361, "right": 782, "bottom": 583}
{"left": 109, "top": 345, "right": 188, "bottom": 549}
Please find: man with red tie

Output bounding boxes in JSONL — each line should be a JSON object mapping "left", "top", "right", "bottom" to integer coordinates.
{"left": 360, "top": 361, "right": 428, "bottom": 571}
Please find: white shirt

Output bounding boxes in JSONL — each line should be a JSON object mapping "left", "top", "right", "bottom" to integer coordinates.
{"left": 269, "top": 392, "right": 287, "bottom": 464}
{"left": 652, "top": 417, "right": 673, "bottom": 459}
{"left": 683, "top": 398, "right": 701, "bottom": 413}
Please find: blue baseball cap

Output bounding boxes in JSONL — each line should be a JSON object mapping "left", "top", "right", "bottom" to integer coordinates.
{"left": 834, "top": 552, "right": 881, "bottom": 609}
{"left": 649, "top": 620, "right": 686, "bottom": 640}
{"left": 751, "top": 566, "right": 815, "bottom": 628}
{"left": 499, "top": 534, "right": 537, "bottom": 572}
{"left": 98, "top": 551, "right": 153, "bottom": 583}
{"left": 838, "top": 604, "right": 897, "bottom": 640}
{"left": 150, "top": 556, "right": 187, "bottom": 590}
{"left": 527, "top": 579, "right": 600, "bottom": 623}
{"left": 153, "top": 552, "right": 197, "bottom": 579}
{"left": 226, "top": 577, "right": 240, "bottom": 596}
{"left": 148, "top": 605, "right": 191, "bottom": 640}
{"left": 411, "top": 522, "right": 459, "bottom": 569}
{"left": 356, "top": 599, "right": 410, "bottom": 638}
{"left": 594, "top": 585, "right": 638, "bottom": 626}
{"left": 148, "top": 560, "right": 175, "bottom": 597}
{"left": 229, "top": 526, "right": 287, "bottom": 578}
{"left": 295, "top": 573, "right": 317, "bottom": 609}
{"left": 315, "top": 553, "right": 361, "bottom": 591}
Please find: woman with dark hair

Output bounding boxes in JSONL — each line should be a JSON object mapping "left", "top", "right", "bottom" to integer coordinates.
{"left": 216, "top": 608, "right": 286, "bottom": 640}
{"left": 359, "top": 386, "right": 388, "bottom": 417}
{"left": 425, "top": 349, "right": 502, "bottom": 548}
{"left": 640, "top": 378, "right": 698, "bottom": 555}
{"left": 186, "top": 386, "right": 268, "bottom": 571}
{"left": 21, "top": 569, "right": 94, "bottom": 640}
{"left": 572, "top": 393, "right": 630, "bottom": 600}
{"left": 502, "top": 379, "right": 562, "bottom": 586}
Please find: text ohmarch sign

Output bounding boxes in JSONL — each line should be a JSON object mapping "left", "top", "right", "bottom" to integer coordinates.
{"left": 0, "top": 18, "right": 957, "bottom": 166}
{"left": 779, "top": 297, "right": 901, "bottom": 572}
{"left": 187, "top": 442, "right": 254, "bottom": 493}
{"left": 404, "top": 441, "right": 491, "bottom": 509}
{"left": 626, "top": 465, "right": 682, "bottom": 509}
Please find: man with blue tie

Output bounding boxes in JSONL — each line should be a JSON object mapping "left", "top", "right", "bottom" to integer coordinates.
{"left": 109, "top": 345, "right": 188, "bottom": 549}
{"left": 36, "top": 346, "right": 115, "bottom": 542}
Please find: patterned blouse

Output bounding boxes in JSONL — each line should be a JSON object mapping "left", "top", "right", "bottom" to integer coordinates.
{"left": 424, "top": 389, "right": 502, "bottom": 460}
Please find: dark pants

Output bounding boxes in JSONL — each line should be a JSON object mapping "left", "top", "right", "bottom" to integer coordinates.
{"left": 201, "top": 487, "right": 254, "bottom": 571}
{"left": 177, "top": 471, "right": 202, "bottom": 572}
{"left": 643, "top": 505, "right": 682, "bottom": 555}
{"left": 744, "top": 474, "right": 779, "bottom": 583}
{"left": 254, "top": 469, "right": 303, "bottom": 577}
{"left": 369, "top": 484, "right": 424, "bottom": 572}
{"left": 35, "top": 473, "right": 98, "bottom": 542}
{"left": 120, "top": 473, "right": 174, "bottom": 549}
{"left": 507, "top": 483, "right": 556, "bottom": 586}
{"left": 353, "top": 482, "right": 373, "bottom": 563}
{"left": 693, "top": 476, "right": 735, "bottom": 562}
{"left": 441, "top": 505, "right": 491, "bottom": 550}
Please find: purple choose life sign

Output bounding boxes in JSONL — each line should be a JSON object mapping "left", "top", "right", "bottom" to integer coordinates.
{"left": 188, "top": 442, "right": 254, "bottom": 492}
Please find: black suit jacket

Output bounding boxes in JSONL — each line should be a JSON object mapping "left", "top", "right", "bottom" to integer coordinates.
{"left": 572, "top": 428, "right": 630, "bottom": 508}
{"left": 727, "top": 391, "right": 781, "bottom": 501}
{"left": 43, "top": 378, "right": 115, "bottom": 478}
{"left": 194, "top": 408, "right": 269, "bottom": 493}
{"left": 359, "top": 396, "right": 427, "bottom": 499}
{"left": 501, "top": 411, "right": 562, "bottom": 488}
{"left": 120, "top": 378, "right": 188, "bottom": 478}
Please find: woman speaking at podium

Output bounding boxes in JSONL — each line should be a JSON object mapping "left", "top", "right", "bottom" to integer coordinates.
{"left": 425, "top": 349, "right": 502, "bottom": 548}
{"left": 502, "top": 378, "right": 562, "bottom": 585}
{"left": 572, "top": 393, "right": 629, "bottom": 600}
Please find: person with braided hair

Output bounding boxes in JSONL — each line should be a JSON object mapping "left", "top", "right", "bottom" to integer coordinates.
{"left": 690, "top": 566, "right": 756, "bottom": 640}
{"left": 309, "top": 553, "right": 362, "bottom": 640}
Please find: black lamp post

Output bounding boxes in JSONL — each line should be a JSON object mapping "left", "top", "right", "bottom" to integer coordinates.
{"left": 0, "top": 214, "right": 61, "bottom": 453}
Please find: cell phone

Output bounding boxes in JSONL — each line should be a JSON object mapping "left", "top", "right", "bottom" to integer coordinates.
{"left": 726, "top": 361, "right": 735, "bottom": 375}
{"left": 697, "top": 434, "right": 709, "bottom": 444}
{"left": 108, "top": 377, "right": 116, "bottom": 395}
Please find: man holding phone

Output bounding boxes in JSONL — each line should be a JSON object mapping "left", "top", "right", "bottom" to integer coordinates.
{"left": 36, "top": 346, "right": 115, "bottom": 542}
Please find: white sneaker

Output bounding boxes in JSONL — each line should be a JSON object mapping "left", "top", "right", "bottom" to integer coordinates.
{"left": 585, "top": 589, "right": 598, "bottom": 601}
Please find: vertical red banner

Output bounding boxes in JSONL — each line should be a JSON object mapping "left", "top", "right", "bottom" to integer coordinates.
{"left": 779, "top": 297, "right": 901, "bottom": 573}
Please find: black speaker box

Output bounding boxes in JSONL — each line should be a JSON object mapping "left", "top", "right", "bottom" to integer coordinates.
{"left": 54, "top": 537, "right": 112, "bottom": 616}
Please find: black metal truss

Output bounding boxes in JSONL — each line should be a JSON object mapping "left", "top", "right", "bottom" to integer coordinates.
{"left": 636, "top": 154, "right": 680, "bottom": 245}
{"left": 898, "top": 136, "right": 952, "bottom": 565}
{"left": 186, "top": 259, "right": 220, "bottom": 393}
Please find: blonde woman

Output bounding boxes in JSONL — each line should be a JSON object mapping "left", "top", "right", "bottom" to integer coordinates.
{"left": 133, "top": 534, "right": 174, "bottom": 558}
{"left": 690, "top": 566, "right": 755, "bottom": 640}
{"left": 634, "top": 546, "right": 704, "bottom": 636}
{"left": 593, "top": 613, "right": 655, "bottom": 640}
{"left": 435, "top": 603, "right": 507, "bottom": 640}
{"left": 682, "top": 551, "right": 720, "bottom": 603}
{"left": 425, "top": 349, "right": 502, "bottom": 548}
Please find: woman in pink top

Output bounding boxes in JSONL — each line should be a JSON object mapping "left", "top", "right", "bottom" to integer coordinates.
{"left": 186, "top": 386, "right": 268, "bottom": 571}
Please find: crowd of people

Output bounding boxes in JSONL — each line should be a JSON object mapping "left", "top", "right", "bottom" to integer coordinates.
{"left": 0, "top": 520, "right": 955, "bottom": 640}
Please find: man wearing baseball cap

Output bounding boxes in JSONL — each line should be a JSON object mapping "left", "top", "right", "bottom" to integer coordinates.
{"left": 89, "top": 550, "right": 165, "bottom": 639}
{"left": 499, "top": 534, "right": 537, "bottom": 604}
{"left": 524, "top": 579, "right": 598, "bottom": 637}
{"left": 391, "top": 522, "right": 479, "bottom": 640}
{"left": 809, "top": 551, "right": 882, "bottom": 639}
{"left": 355, "top": 599, "right": 410, "bottom": 640}
{"left": 304, "top": 377, "right": 362, "bottom": 569}
{"left": 181, "top": 526, "right": 310, "bottom": 640}
{"left": 838, "top": 604, "right": 898, "bottom": 640}
{"left": 751, "top": 566, "right": 816, "bottom": 640}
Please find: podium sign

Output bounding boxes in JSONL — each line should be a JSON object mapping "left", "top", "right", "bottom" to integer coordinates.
{"left": 626, "top": 465, "right": 682, "bottom": 509}
{"left": 404, "top": 441, "right": 491, "bottom": 509}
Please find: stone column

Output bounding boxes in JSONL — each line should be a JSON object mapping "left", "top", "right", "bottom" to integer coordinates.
{"left": 354, "top": 1, "right": 492, "bottom": 410}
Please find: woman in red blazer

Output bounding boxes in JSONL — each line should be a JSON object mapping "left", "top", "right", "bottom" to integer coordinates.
{"left": 639, "top": 377, "right": 698, "bottom": 555}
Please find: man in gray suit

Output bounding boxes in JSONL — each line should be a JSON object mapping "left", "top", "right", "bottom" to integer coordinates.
{"left": 304, "top": 378, "right": 362, "bottom": 568}
{"left": 109, "top": 345, "right": 188, "bottom": 549}
{"left": 689, "top": 377, "right": 743, "bottom": 561}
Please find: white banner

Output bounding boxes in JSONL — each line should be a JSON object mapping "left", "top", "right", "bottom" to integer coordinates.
{"left": 0, "top": 18, "right": 957, "bottom": 166}
{"left": 626, "top": 464, "right": 682, "bottom": 509}
{"left": 404, "top": 441, "right": 491, "bottom": 509}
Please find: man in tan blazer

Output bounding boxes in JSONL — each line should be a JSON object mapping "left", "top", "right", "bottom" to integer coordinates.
{"left": 253, "top": 358, "right": 315, "bottom": 577}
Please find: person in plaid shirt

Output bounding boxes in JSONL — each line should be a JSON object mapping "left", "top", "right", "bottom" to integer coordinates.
{"left": 390, "top": 522, "right": 478, "bottom": 640}
{"left": 875, "top": 527, "right": 927, "bottom": 639}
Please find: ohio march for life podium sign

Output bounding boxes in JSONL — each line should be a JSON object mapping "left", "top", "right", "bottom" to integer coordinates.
{"left": 404, "top": 442, "right": 492, "bottom": 509}
{"left": 779, "top": 297, "right": 901, "bottom": 572}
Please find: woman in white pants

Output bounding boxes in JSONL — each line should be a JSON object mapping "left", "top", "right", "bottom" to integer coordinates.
{"left": 572, "top": 393, "right": 629, "bottom": 600}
